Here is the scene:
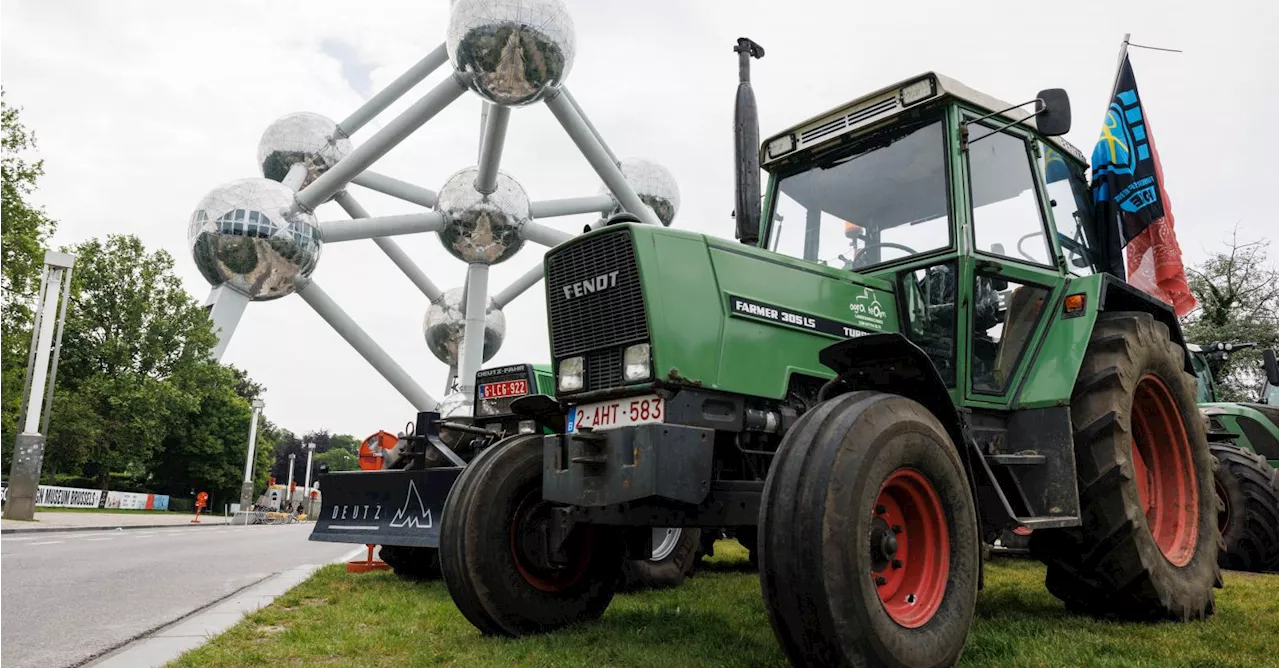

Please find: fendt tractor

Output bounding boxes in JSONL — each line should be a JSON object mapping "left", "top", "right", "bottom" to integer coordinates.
{"left": 310, "top": 363, "right": 704, "bottom": 588}
{"left": 432, "top": 40, "right": 1222, "bottom": 667}
{"left": 1192, "top": 343, "right": 1279, "bottom": 572}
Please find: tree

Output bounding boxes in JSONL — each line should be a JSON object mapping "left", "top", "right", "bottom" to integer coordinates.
{"left": 1, "top": 91, "right": 59, "bottom": 459}
{"left": 46, "top": 235, "right": 219, "bottom": 488}
{"left": 314, "top": 447, "right": 357, "bottom": 472}
{"left": 1181, "top": 229, "right": 1279, "bottom": 402}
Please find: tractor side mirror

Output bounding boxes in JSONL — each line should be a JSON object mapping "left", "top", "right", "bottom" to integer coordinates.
{"left": 1264, "top": 349, "right": 1278, "bottom": 387}
{"left": 1035, "top": 88, "right": 1072, "bottom": 136}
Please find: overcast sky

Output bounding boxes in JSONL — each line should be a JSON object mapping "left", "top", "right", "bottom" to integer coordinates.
{"left": 3, "top": 0, "right": 1277, "bottom": 438}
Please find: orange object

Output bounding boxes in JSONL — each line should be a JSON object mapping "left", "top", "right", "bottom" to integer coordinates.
{"left": 358, "top": 431, "right": 398, "bottom": 471}
{"left": 1063, "top": 293, "right": 1086, "bottom": 317}
{"left": 346, "top": 544, "right": 392, "bottom": 573}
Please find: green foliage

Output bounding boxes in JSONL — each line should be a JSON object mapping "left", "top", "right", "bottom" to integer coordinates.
{"left": 1, "top": 90, "right": 59, "bottom": 455}
{"left": 313, "top": 448, "right": 357, "bottom": 472}
{"left": 271, "top": 429, "right": 361, "bottom": 480}
{"left": 1182, "top": 230, "right": 1280, "bottom": 402}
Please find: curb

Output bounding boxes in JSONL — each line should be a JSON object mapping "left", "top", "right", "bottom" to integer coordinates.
{"left": 84, "top": 546, "right": 364, "bottom": 668}
{"left": 2, "top": 521, "right": 227, "bottom": 535}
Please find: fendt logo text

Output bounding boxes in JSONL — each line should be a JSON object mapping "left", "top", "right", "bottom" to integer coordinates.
{"left": 562, "top": 270, "right": 619, "bottom": 300}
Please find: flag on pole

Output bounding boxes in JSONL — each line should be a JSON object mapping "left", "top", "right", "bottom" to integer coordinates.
{"left": 1090, "top": 54, "right": 1196, "bottom": 316}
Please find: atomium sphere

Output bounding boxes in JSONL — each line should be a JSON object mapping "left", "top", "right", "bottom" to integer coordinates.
{"left": 423, "top": 287, "right": 507, "bottom": 366}
{"left": 438, "top": 391, "right": 473, "bottom": 420}
{"left": 598, "top": 158, "right": 681, "bottom": 226}
{"left": 257, "top": 112, "right": 352, "bottom": 193}
{"left": 435, "top": 168, "right": 529, "bottom": 264}
{"left": 447, "top": 0, "right": 575, "bottom": 106}
{"left": 188, "top": 178, "right": 321, "bottom": 301}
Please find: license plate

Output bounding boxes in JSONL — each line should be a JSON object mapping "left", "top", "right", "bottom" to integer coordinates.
{"left": 479, "top": 379, "right": 528, "bottom": 399}
{"left": 567, "top": 395, "right": 665, "bottom": 433}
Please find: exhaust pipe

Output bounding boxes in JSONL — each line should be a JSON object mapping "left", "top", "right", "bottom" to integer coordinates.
{"left": 733, "top": 37, "right": 765, "bottom": 245}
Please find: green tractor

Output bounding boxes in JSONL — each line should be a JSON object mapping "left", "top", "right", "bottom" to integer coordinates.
{"left": 435, "top": 42, "right": 1221, "bottom": 666}
{"left": 1190, "top": 343, "right": 1279, "bottom": 572}
{"left": 311, "top": 362, "right": 703, "bottom": 588}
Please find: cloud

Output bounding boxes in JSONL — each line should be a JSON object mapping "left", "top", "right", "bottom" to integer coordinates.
{"left": 2, "top": 0, "right": 1276, "bottom": 437}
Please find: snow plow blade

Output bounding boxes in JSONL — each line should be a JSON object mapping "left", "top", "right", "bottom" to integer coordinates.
{"left": 309, "top": 467, "right": 462, "bottom": 549}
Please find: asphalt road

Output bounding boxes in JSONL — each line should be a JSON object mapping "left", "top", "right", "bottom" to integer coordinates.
{"left": 1, "top": 523, "right": 357, "bottom": 668}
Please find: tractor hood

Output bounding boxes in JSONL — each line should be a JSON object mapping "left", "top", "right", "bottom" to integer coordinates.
{"left": 543, "top": 224, "right": 898, "bottom": 401}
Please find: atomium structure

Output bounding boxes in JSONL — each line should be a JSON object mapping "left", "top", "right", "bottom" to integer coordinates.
{"left": 191, "top": 0, "right": 680, "bottom": 420}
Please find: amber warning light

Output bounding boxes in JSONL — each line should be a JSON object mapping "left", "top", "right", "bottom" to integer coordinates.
{"left": 1064, "top": 293, "right": 1086, "bottom": 318}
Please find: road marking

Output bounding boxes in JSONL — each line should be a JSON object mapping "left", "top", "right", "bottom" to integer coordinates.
{"left": 29, "top": 540, "right": 63, "bottom": 545}
{"left": 4, "top": 537, "right": 35, "bottom": 541}
{"left": 86, "top": 537, "right": 115, "bottom": 542}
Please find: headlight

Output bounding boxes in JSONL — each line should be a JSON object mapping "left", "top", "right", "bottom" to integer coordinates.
{"left": 765, "top": 133, "right": 796, "bottom": 159}
{"left": 518, "top": 420, "right": 537, "bottom": 435}
{"left": 558, "top": 357, "right": 584, "bottom": 392}
{"left": 623, "top": 344, "right": 651, "bottom": 381}
{"left": 899, "top": 77, "right": 936, "bottom": 106}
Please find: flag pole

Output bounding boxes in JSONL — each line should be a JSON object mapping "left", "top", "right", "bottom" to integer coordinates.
{"left": 1110, "top": 33, "right": 1132, "bottom": 94}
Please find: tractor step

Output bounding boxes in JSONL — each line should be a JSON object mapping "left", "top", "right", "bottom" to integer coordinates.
{"left": 1011, "top": 515, "right": 1079, "bottom": 530}
{"left": 985, "top": 453, "right": 1046, "bottom": 465}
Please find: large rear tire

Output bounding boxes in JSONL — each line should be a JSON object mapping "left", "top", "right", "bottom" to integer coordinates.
{"left": 439, "top": 434, "right": 624, "bottom": 636}
{"left": 1032, "top": 312, "right": 1219, "bottom": 620}
{"left": 619, "top": 527, "right": 703, "bottom": 590}
{"left": 759, "top": 391, "right": 979, "bottom": 667}
{"left": 1211, "top": 443, "right": 1279, "bottom": 572}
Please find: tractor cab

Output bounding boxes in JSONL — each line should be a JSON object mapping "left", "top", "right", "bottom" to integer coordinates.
{"left": 759, "top": 73, "right": 1104, "bottom": 401}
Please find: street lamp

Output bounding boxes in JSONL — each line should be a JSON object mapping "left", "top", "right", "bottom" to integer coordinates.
{"left": 303, "top": 442, "right": 316, "bottom": 516}
{"left": 238, "top": 398, "right": 265, "bottom": 513}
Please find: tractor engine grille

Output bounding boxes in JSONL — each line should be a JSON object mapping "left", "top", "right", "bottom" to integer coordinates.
{"left": 545, "top": 229, "right": 648, "bottom": 393}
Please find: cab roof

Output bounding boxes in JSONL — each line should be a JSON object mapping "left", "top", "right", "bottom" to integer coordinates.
{"left": 761, "top": 72, "right": 1086, "bottom": 168}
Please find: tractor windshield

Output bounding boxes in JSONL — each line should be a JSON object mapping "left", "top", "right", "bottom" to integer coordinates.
{"left": 767, "top": 118, "right": 950, "bottom": 272}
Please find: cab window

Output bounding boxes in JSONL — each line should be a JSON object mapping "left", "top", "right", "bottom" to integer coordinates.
{"left": 767, "top": 118, "right": 951, "bottom": 271}
{"left": 967, "top": 126, "right": 1052, "bottom": 267}
{"left": 1039, "top": 141, "right": 1100, "bottom": 276}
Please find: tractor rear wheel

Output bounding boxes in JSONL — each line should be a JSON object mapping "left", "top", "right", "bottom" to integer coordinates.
{"left": 1211, "top": 443, "right": 1279, "bottom": 572}
{"left": 439, "top": 434, "right": 624, "bottom": 636}
{"left": 619, "top": 527, "right": 704, "bottom": 590}
{"left": 759, "top": 391, "right": 978, "bottom": 667}
{"left": 1032, "top": 311, "right": 1219, "bottom": 620}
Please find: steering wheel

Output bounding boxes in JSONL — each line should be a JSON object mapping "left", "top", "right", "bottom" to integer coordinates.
{"left": 1015, "top": 232, "right": 1044, "bottom": 263}
{"left": 849, "top": 242, "right": 919, "bottom": 269}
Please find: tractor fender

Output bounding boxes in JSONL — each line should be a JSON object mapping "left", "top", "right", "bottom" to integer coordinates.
{"left": 818, "top": 333, "right": 965, "bottom": 451}
{"left": 1097, "top": 274, "right": 1194, "bottom": 374}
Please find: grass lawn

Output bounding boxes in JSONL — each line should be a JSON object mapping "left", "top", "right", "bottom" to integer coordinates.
{"left": 172, "top": 541, "right": 1278, "bottom": 667}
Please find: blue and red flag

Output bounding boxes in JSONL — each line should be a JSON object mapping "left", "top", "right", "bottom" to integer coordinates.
{"left": 1090, "top": 54, "right": 1196, "bottom": 316}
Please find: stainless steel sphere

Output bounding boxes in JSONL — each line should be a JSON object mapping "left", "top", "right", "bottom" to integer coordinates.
{"left": 422, "top": 287, "right": 507, "bottom": 366}
{"left": 256, "top": 112, "right": 352, "bottom": 193}
{"left": 599, "top": 158, "right": 681, "bottom": 226}
{"left": 447, "top": 0, "right": 575, "bottom": 106}
{"left": 188, "top": 178, "right": 321, "bottom": 301}
{"left": 438, "top": 391, "right": 473, "bottom": 420}
{"left": 435, "top": 168, "right": 529, "bottom": 264}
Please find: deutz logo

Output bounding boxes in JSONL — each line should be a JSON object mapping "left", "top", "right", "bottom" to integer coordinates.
{"left": 562, "top": 270, "right": 619, "bottom": 300}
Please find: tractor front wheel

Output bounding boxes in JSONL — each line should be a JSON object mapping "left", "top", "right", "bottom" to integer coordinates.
{"left": 438, "top": 434, "right": 623, "bottom": 636}
{"left": 759, "top": 391, "right": 978, "bottom": 667}
{"left": 1033, "top": 311, "right": 1219, "bottom": 619}
{"left": 619, "top": 527, "right": 704, "bottom": 590}
{"left": 1211, "top": 443, "right": 1279, "bottom": 572}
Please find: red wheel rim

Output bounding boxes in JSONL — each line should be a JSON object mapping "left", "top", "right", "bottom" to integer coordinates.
{"left": 871, "top": 468, "right": 950, "bottom": 628}
{"left": 1130, "top": 374, "right": 1199, "bottom": 567}
{"left": 509, "top": 489, "right": 592, "bottom": 592}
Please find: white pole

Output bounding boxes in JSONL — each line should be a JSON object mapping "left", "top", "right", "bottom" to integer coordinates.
{"left": 286, "top": 453, "right": 296, "bottom": 509}
{"left": 239, "top": 398, "right": 264, "bottom": 510}
{"left": 22, "top": 274, "right": 62, "bottom": 433}
{"left": 456, "top": 264, "right": 490, "bottom": 398}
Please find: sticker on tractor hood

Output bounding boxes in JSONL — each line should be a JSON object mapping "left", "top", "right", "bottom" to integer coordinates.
{"left": 849, "top": 287, "right": 887, "bottom": 329}
{"left": 728, "top": 295, "right": 872, "bottom": 340}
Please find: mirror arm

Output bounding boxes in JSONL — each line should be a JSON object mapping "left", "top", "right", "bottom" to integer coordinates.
{"left": 962, "top": 98, "right": 1043, "bottom": 149}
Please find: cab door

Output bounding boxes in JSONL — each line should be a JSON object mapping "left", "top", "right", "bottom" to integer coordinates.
{"left": 957, "top": 118, "right": 1067, "bottom": 409}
